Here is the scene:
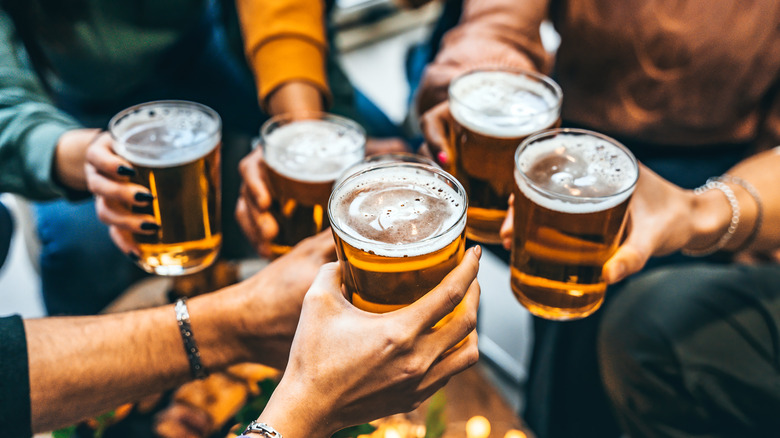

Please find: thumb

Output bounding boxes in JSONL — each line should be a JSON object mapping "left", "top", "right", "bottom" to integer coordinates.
{"left": 603, "top": 237, "right": 652, "bottom": 284}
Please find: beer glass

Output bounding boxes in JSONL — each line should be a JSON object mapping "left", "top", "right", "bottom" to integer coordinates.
{"left": 109, "top": 100, "right": 222, "bottom": 276}
{"left": 260, "top": 112, "right": 366, "bottom": 257}
{"left": 510, "top": 128, "right": 638, "bottom": 320}
{"left": 328, "top": 162, "right": 468, "bottom": 313}
{"left": 449, "top": 68, "right": 562, "bottom": 244}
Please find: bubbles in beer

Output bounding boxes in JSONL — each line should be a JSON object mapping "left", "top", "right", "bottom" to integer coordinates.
{"left": 516, "top": 134, "right": 637, "bottom": 213}
{"left": 264, "top": 120, "right": 365, "bottom": 182}
{"left": 450, "top": 71, "right": 561, "bottom": 138}
{"left": 112, "top": 106, "right": 220, "bottom": 168}
{"left": 331, "top": 166, "right": 466, "bottom": 257}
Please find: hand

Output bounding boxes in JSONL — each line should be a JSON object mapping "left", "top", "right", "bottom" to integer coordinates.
{"left": 499, "top": 194, "right": 514, "bottom": 251}
{"left": 235, "top": 146, "right": 278, "bottom": 257}
{"left": 227, "top": 231, "right": 337, "bottom": 370}
{"left": 84, "top": 132, "right": 157, "bottom": 257}
{"left": 258, "top": 246, "right": 482, "bottom": 437}
{"left": 500, "top": 165, "right": 705, "bottom": 285}
{"left": 419, "top": 101, "right": 455, "bottom": 170}
{"left": 602, "top": 165, "right": 702, "bottom": 284}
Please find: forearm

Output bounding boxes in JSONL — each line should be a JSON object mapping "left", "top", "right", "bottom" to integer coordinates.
{"left": 25, "top": 293, "right": 248, "bottom": 433}
{"left": 266, "top": 81, "right": 325, "bottom": 117}
{"left": 416, "top": 0, "right": 552, "bottom": 114}
{"left": 54, "top": 128, "right": 101, "bottom": 193}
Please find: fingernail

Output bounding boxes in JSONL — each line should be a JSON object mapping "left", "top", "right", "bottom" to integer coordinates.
{"left": 140, "top": 222, "right": 160, "bottom": 231}
{"left": 134, "top": 192, "right": 155, "bottom": 203}
{"left": 437, "top": 151, "right": 449, "bottom": 165}
{"left": 127, "top": 252, "right": 140, "bottom": 262}
{"left": 473, "top": 245, "right": 482, "bottom": 259}
{"left": 117, "top": 165, "right": 136, "bottom": 177}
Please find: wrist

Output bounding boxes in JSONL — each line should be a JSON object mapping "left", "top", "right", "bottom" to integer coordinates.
{"left": 187, "top": 290, "right": 251, "bottom": 370}
{"left": 256, "top": 376, "right": 336, "bottom": 438}
{"left": 266, "top": 81, "right": 325, "bottom": 117}
{"left": 685, "top": 184, "right": 735, "bottom": 253}
{"left": 55, "top": 128, "right": 101, "bottom": 192}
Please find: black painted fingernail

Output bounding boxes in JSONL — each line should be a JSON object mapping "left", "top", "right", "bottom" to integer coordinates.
{"left": 117, "top": 165, "right": 136, "bottom": 176}
{"left": 127, "top": 252, "right": 140, "bottom": 262}
{"left": 134, "top": 192, "right": 155, "bottom": 203}
{"left": 141, "top": 222, "right": 160, "bottom": 231}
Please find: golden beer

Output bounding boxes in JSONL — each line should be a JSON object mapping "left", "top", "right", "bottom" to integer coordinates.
{"left": 449, "top": 69, "right": 562, "bottom": 244}
{"left": 328, "top": 163, "right": 468, "bottom": 313}
{"left": 261, "top": 113, "right": 365, "bottom": 257}
{"left": 510, "top": 129, "right": 638, "bottom": 320}
{"left": 110, "top": 101, "right": 222, "bottom": 276}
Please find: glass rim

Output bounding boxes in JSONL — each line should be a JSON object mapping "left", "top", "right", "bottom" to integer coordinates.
{"left": 259, "top": 111, "right": 367, "bottom": 153}
{"left": 514, "top": 127, "right": 639, "bottom": 203}
{"left": 328, "top": 161, "right": 468, "bottom": 253}
{"left": 448, "top": 67, "right": 563, "bottom": 119}
{"left": 108, "top": 100, "right": 222, "bottom": 144}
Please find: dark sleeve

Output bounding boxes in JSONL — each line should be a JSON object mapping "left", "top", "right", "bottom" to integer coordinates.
{"left": 0, "top": 314, "right": 31, "bottom": 438}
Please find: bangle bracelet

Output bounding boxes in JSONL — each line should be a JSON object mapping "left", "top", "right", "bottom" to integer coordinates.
{"left": 717, "top": 174, "right": 763, "bottom": 252}
{"left": 239, "top": 421, "right": 283, "bottom": 438}
{"left": 174, "top": 298, "right": 209, "bottom": 380}
{"left": 682, "top": 179, "right": 740, "bottom": 257}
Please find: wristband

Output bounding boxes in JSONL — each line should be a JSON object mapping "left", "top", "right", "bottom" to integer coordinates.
{"left": 174, "top": 298, "right": 209, "bottom": 380}
{"left": 239, "top": 421, "right": 283, "bottom": 438}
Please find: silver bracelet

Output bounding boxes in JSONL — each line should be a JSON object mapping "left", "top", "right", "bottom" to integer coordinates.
{"left": 238, "top": 421, "right": 283, "bottom": 438}
{"left": 717, "top": 174, "right": 763, "bottom": 252}
{"left": 682, "top": 179, "right": 740, "bottom": 257}
{"left": 174, "top": 298, "right": 209, "bottom": 380}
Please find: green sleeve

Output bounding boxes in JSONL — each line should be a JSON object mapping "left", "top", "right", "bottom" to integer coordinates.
{"left": 0, "top": 10, "right": 82, "bottom": 200}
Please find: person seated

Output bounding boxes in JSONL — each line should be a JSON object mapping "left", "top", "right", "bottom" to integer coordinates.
{"left": 414, "top": 0, "right": 780, "bottom": 436}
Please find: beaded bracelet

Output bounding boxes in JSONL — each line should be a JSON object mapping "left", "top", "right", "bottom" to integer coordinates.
{"left": 174, "top": 298, "right": 209, "bottom": 380}
{"left": 717, "top": 174, "right": 763, "bottom": 252}
{"left": 681, "top": 179, "right": 740, "bottom": 257}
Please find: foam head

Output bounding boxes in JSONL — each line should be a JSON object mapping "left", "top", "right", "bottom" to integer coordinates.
{"left": 515, "top": 130, "right": 638, "bottom": 213}
{"left": 329, "top": 163, "right": 467, "bottom": 257}
{"left": 263, "top": 118, "right": 366, "bottom": 182}
{"left": 110, "top": 101, "right": 221, "bottom": 168}
{"left": 449, "top": 70, "right": 562, "bottom": 138}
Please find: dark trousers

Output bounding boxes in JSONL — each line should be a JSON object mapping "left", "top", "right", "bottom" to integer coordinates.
{"left": 600, "top": 263, "right": 780, "bottom": 437}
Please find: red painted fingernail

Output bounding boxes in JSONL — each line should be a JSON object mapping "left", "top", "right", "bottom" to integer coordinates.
{"left": 437, "top": 151, "right": 449, "bottom": 165}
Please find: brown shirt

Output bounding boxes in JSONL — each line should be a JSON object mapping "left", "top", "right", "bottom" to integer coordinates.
{"left": 418, "top": 0, "right": 780, "bottom": 150}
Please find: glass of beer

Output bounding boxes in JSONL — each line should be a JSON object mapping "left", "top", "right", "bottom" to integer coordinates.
{"left": 449, "top": 68, "right": 562, "bottom": 244}
{"left": 510, "top": 128, "right": 638, "bottom": 320}
{"left": 328, "top": 162, "right": 468, "bottom": 313}
{"left": 109, "top": 100, "right": 222, "bottom": 276}
{"left": 261, "top": 112, "right": 366, "bottom": 257}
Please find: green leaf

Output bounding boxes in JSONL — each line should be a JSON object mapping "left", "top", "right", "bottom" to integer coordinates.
{"left": 52, "top": 425, "right": 77, "bottom": 438}
{"left": 424, "top": 390, "right": 447, "bottom": 438}
{"left": 233, "top": 378, "right": 279, "bottom": 430}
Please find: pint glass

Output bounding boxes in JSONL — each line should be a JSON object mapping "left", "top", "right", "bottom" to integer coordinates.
{"left": 109, "top": 100, "right": 222, "bottom": 276}
{"left": 328, "top": 162, "right": 468, "bottom": 313}
{"left": 449, "top": 68, "right": 562, "bottom": 244}
{"left": 510, "top": 128, "right": 638, "bottom": 320}
{"left": 261, "top": 112, "right": 366, "bottom": 257}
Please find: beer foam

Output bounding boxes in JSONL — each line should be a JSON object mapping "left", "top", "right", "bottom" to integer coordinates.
{"left": 264, "top": 120, "right": 365, "bottom": 182}
{"left": 115, "top": 122, "right": 219, "bottom": 167}
{"left": 515, "top": 133, "right": 638, "bottom": 214}
{"left": 330, "top": 165, "right": 466, "bottom": 257}
{"left": 450, "top": 71, "right": 561, "bottom": 138}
